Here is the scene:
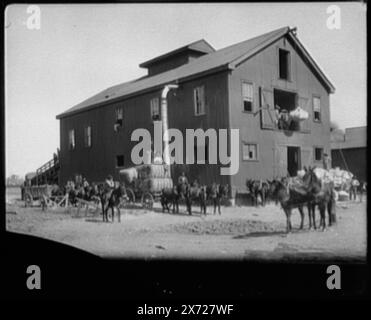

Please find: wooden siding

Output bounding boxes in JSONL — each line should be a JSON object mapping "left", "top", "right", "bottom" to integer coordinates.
{"left": 59, "top": 71, "right": 231, "bottom": 186}
{"left": 228, "top": 35, "right": 331, "bottom": 192}
{"left": 59, "top": 34, "right": 332, "bottom": 194}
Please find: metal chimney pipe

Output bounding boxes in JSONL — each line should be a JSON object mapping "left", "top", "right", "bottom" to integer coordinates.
{"left": 161, "top": 84, "right": 178, "bottom": 165}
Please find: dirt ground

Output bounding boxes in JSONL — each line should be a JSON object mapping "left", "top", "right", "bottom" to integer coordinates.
{"left": 5, "top": 190, "right": 367, "bottom": 260}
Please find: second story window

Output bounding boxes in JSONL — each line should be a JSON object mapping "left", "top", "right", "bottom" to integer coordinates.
{"left": 194, "top": 85, "right": 206, "bottom": 116}
{"left": 116, "top": 155, "right": 124, "bottom": 167}
{"left": 242, "top": 82, "right": 254, "bottom": 112}
{"left": 150, "top": 97, "right": 160, "bottom": 121}
{"left": 313, "top": 96, "right": 321, "bottom": 122}
{"left": 279, "top": 49, "right": 290, "bottom": 80}
{"left": 84, "top": 126, "right": 91, "bottom": 148}
{"left": 114, "top": 108, "right": 123, "bottom": 131}
{"left": 68, "top": 129, "right": 75, "bottom": 150}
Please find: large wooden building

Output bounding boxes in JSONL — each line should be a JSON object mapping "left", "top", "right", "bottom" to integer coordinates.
{"left": 56, "top": 26, "right": 335, "bottom": 196}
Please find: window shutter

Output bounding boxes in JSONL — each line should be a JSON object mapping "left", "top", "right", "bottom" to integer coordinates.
{"left": 193, "top": 88, "right": 198, "bottom": 115}
{"left": 260, "top": 87, "right": 276, "bottom": 130}
{"left": 274, "top": 145, "right": 287, "bottom": 178}
{"left": 298, "top": 96, "right": 311, "bottom": 133}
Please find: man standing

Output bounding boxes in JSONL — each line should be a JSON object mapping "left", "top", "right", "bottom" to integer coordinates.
{"left": 359, "top": 181, "right": 367, "bottom": 202}
{"left": 350, "top": 176, "right": 360, "bottom": 201}
{"left": 323, "top": 153, "right": 332, "bottom": 170}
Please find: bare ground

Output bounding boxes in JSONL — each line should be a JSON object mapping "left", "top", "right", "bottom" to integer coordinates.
{"left": 5, "top": 197, "right": 367, "bottom": 261}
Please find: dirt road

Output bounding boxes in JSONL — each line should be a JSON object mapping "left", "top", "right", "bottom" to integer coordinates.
{"left": 6, "top": 197, "right": 367, "bottom": 260}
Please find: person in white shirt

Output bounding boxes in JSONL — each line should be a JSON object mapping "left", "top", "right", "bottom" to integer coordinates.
{"left": 350, "top": 176, "right": 360, "bottom": 201}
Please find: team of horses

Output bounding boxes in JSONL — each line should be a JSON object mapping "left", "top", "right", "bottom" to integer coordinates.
{"left": 50, "top": 166, "right": 336, "bottom": 233}
{"left": 160, "top": 182, "right": 229, "bottom": 216}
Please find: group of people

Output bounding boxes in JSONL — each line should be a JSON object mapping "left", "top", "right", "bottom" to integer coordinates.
{"left": 349, "top": 176, "right": 367, "bottom": 202}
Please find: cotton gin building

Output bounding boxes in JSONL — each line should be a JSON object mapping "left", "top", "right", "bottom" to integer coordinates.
{"left": 56, "top": 26, "right": 335, "bottom": 197}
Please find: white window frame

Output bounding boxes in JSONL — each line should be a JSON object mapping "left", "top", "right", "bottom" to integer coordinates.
{"left": 150, "top": 97, "right": 160, "bottom": 121}
{"left": 313, "top": 96, "right": 321, "bottom": 122}
{"left": 242, "top": 81, "right": 254, "bottom": 112}
{"left": 242, "top": 143, "right": 258, "bottom": 161}
{"left": 68, "top": 129, "right": 75, "bottom": 150}
{"left": 194, "top": 85, "right": 206, "bottom": 116}
{"left": 278, "top": 48, "right": 291, "bottom": 81}
{"left": 115, "top": 107, "right": 124, "bottom": 131}
{"left": 84, "top": 126, "right": 92, "bottom": 148}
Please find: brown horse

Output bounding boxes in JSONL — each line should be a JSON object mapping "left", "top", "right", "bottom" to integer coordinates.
{"left": 302, "top": 167, "right": 336, "bottom": 230}
{"left": 269, "top": 177, "right": 314, "bottom": 233}
{"left": 246, "top": 179, "right": 269, "bottom": 206}
{"left": 161, "top": 183, "right": 183, "bottom": 214}
{"left": 99, "top": 182, "right": 127, "bottom": 222}
{"left": 184, "top": 182, "right": 207, "bottom": 215}
{"left": 207, "top": 183, "right": 229, "bottom": 215}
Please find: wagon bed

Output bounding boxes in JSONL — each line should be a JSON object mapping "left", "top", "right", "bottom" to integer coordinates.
{"left": 120, "top": 163, "right": 173, "bottom": 209}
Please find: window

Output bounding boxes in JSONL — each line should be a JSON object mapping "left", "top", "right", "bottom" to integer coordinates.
{"left": 242, "top": 82, "right": 254, "bottom": 112}
{"left": 279, "top": 49, "right": 290, "bottom": 80}
{"left": 84, "top": 126, "right": 91, "bottom": 148}
{"left": 313, "top": 96, "right": 321, "bottom": 122}
{"left": 314, "top": 147, "right": 323, "bottom": 161}
{"left": 242, "top": 143, "right": 258, "bottom": 161}
{"left": 194, "top": 86, "right": 206, "bottom": 116}
{"left": 114, "top": 108, "right": 123, "bottom": 131}
{"left": 116, "top": 155, "right": 124, "bottom": 167}
{"left": 150, "top": 97, "right": 160, "bottom": 121}
{"left": 273, "top": 89, "right": 300, "bottom": 131}
{"left": 68, "top": 129, "right": 75, "bottom": 150}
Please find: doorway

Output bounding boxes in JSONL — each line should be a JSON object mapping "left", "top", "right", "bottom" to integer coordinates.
{"left": 287, "top": 146, "right": 301, "bottom": 177}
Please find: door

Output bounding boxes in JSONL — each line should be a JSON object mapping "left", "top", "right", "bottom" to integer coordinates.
{"left": 287, "top": 146, "right": 301, "bottom": 177}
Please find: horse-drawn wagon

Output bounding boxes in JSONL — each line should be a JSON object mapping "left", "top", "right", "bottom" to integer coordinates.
{"left": 119, "top": 164, "right": 173, "bottom": 209}
{"left": 21, "top": 184, "right": 55, "bottom": 208}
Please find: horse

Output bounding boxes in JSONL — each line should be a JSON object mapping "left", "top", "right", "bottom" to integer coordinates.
{"left": 269, "top": 177, "right": 314, "bottom": 233}
{"left": 67, "top": 187, "right": 79, "bottom": 206}
{"left": 207, "top": 183, "right": 229, "bottom": 215}
{"left": 84, "top": 183, "right": 100, "bottom": 202}
{"left": 161, "top": 184, "right": 182, "bottom": 214}
{"left": 184, "top": 182, "right": 207, "bottom": 215}
{"left": 302, "top": 167, "right": 336, "bottom": 230}
{"left": 246, "top": 179, "right": 269, "bottom": 206}
{"left": 99, "top": 182, "right": 127, "bottom": 222}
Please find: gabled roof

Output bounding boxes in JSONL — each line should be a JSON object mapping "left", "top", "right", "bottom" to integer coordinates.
{"left": 57, "top": 26, "right": 335, "bottom": 119}
{"left": 139, "top": 39, "right": 215, "bottom": 68}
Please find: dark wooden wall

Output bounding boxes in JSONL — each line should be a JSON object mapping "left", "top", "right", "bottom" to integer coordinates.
{"left": 59, "top": 70, "right": 231, "bottom": 186}
{"left": 228, "top": 35, "right": 331, "bottom": 193}
{"left": 331, "top": 148, "right": 367, "bottom": 182}
{"left": 59, "top": 34, "right": 332, "bottom": 194}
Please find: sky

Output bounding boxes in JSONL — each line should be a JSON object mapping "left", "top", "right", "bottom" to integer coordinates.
{"left": 5, "top": 2, "right": 367, "bottom": 177}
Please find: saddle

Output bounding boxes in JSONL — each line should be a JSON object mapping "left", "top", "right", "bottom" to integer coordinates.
{"left": 286, "top": 177, "right": 310, "bottom": 197}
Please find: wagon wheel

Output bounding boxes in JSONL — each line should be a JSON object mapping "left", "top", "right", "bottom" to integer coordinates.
{"left": 141, "top": 192, "right": 154, "bottom": 209}
{"left": 24, "top": 193, "right": 33, "bottom": 207}
{"left": 126, "top": 188, "right": 136, "bottom": 204}
{"left": 119, "top": 187, "right": 135, "bottom": 209}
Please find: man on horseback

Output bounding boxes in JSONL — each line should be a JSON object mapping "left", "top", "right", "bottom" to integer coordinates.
{"left": 178, "top": 172, "right": 188, "bottom": 185}
{"left": 104, "top": 175, "right": 115, "bottom": 194}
